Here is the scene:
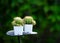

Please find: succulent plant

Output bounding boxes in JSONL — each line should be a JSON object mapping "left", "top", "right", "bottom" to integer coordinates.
{"left": 32, "top": 20, "right": 36, "bottom": 25}
{"left": 23, "top": 16, "right": 36, "bottom": 25}
{"left": 12, "top": 17, "right": 23, "bottom": 26}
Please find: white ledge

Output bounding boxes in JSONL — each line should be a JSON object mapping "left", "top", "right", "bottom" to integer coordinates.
{"left": 6, "top": 30, "right": 37, "bottom": 36}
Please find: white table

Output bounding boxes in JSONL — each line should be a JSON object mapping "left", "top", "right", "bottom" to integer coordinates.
{"left": 6, "top": 30, "right": 37, "bottom": 43}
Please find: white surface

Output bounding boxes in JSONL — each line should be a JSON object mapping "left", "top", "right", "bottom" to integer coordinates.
{"left": 23, "top": 32, "right": 37, "bottom": 34}
{"left": 6, "top": 30, "right": 37, "bottom": 36}
{"left": 24, "top": 24, "right": 33, "bottom": 33}
{"left": 14, "top": 26, "right": 23, "bottom": 35}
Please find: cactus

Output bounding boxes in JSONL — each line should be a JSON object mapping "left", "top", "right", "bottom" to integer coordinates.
{"left": 12, "top": 17, "right": 23, "bottom": 26}
{"left": 23, "top": 16, "right": 36, "bottom": 25}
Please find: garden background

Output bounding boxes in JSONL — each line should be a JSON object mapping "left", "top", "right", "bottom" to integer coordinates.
{"left": 0, "top": 0, "right": 60, "bottom": 43}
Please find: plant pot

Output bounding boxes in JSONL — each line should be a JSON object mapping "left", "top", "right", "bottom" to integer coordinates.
{"left": 13, "top": 26, "right": 23, "bottom": 35}
{"left": 24, "top": 24, "right": 33, "bottom": 33}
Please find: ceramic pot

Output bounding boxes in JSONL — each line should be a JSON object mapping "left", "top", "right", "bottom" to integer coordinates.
{"left": 24, "top": 24, "right": 33, "bottom": 33}
{"left": 13, "top": 26, "right": 23, "bottom": 35}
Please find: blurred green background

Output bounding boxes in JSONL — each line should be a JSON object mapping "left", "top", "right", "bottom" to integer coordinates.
{"left": 0, "top": 0, "right": 60, "bottom": 43}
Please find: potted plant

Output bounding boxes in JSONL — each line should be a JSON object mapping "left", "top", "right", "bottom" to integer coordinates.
{"left": 23, "top": 16, "right": 36, "bottom": 33}
{"left": 12, "top": 17, "right": 24, "bottom": 35}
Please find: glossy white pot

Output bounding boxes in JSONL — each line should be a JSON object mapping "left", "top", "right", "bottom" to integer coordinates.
{"left": 13, "top": 26, "right": 23, "bottom": 35}
{"left": 24, "top": 24, "right": 33, "bottom": 33}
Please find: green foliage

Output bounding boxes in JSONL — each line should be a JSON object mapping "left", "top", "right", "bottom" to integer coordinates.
{"left": 0, "top": 0, "right": 60, "bottom": 43}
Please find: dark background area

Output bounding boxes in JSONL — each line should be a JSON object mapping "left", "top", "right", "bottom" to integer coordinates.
{"left": 0, "top": 0, "right": 60, "bottom": 43}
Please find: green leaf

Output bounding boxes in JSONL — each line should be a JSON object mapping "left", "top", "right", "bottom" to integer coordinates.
{"left": 41, "top": 20, "right": 48, "bottom": 28}
{"left": 57, "top": 15, "right": 60, "bottom": 21}
{"left": 50, "top": 27, "right": 54, "bottom": 32}
{"left": 20, "top": 4, "right": 30, "bottom": 11}
{"left": 56, "top": 24, "right": 60, "bottom": 31}
{"left": 17, "top": 0, "right": 23, "bottom": 3}
{"left": 31, "top": 15, "right": 37, "bottom": 20}
{"left": 11, "top": 2, "right": 16, "bottom": 8}
{"left": 48, "top": 15, "right": 56, "bottom": 22}
{"left": 44, "top": 6, "right": 49, "bottom": 13}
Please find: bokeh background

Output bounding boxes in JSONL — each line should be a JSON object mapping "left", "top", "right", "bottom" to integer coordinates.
{"left": 0, "top": 0, "right": 60, "bottom": 43}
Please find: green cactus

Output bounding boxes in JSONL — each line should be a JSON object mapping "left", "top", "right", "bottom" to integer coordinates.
{"left": 12, "top": 17, "right": 23, "bottom": 26}
{"left": 23, "top": 16, "right": 36, "bottom": 25}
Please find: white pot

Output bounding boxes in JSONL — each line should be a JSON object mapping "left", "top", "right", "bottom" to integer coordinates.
{"left": 13, "top": 26, "right": 23, "bottom": 35}
{"left": 24, "top": 24, "right": 33, "bottom": 33}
